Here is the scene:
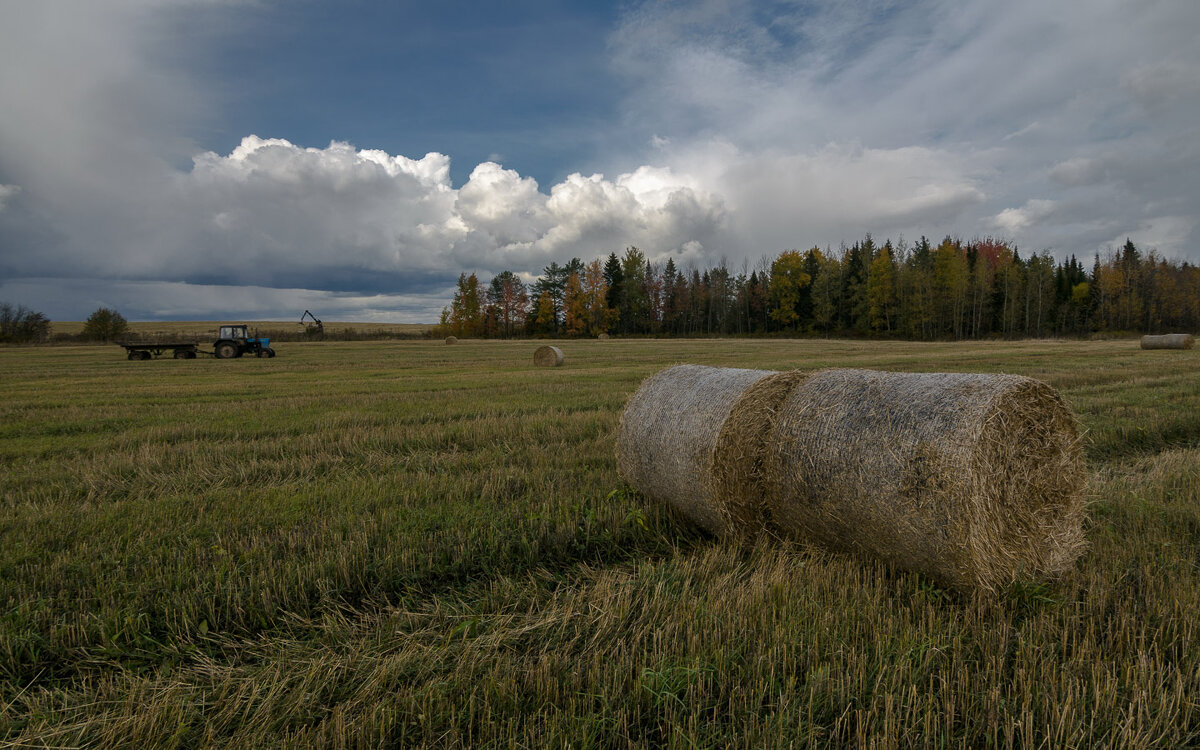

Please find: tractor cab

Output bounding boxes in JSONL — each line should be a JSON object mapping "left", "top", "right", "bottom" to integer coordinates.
{"left": 219, "top": 325, "right": 249, "bottom": 341}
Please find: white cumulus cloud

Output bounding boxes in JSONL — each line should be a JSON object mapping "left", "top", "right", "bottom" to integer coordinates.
{"left": 992, "top": 199, "right": 1058, "bottom": 233}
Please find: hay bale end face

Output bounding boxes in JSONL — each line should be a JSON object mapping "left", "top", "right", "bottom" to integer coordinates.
{"left": 617, "top": 364, "right": 1087, "bottom": 591}
{"left": 1141, "top": 333, "right": 1195, "bottom": 349}
{"left": 444, "top": 336, "right": 458, "bottom": 345}
{"left": 534, "top": 345, "right": 564, "bottom": 367}
{"left": 618, "top": 365, "right": 775, "bottom": 535}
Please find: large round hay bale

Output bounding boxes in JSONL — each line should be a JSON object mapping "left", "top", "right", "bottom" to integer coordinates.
{"left": 534, "top": 345, "right": 564, "bottom": 367}
{"left": 598, "top": 333, "right": 610, "bottom": 340}
{"left": 618, "top": 365, "right": 775, "bottom": 535}
{"left": 444, "top": 336, "right": 458, "bottom": 345}
{"left": 1140, "top": 333, "right": 1194, "bottom": 349}
{"left": 763, "top": 369, "right": 1085, "bottom": 591}
{"left": 617, "top": 364, "right": 1087, "bottom": 591}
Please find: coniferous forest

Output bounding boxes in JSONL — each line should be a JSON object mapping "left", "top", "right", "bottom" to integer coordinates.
{"left": 438, "top": 236, "right": 1200, "bottom": 340}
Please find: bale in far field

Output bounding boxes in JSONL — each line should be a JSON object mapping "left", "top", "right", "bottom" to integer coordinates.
{"left": 445, "top": 336, "right": 458, "bottom": 345}
{"left": 598, "top": 333, "right": 610, "bottom": 340}
{"left": 617, "top": 364, "right": 1087, "bottom": 591}
{"left": 1140, "top": 333, "right": 1194, "bottom": 349}
{"left": 534, "top": 345, "right": 564, "bottom": 367}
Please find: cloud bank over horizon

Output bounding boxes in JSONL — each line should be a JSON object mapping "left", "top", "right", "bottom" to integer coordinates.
{"left": 1, "top": 0, "right": 1197, "bottom": 321}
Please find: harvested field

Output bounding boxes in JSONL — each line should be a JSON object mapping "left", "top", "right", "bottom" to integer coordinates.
{"left": 2, "top": 337, "right": 1200, "bottom": 746}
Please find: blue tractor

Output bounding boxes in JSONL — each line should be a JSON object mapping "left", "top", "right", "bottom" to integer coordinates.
{"left": 214, "top": 324, "right": 275, "bottom": 358}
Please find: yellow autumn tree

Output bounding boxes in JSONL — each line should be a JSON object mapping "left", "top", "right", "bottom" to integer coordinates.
{"left": 563, "top": 271, "right": 589, "bottom": 336}
{"left": 768, "top": 249, "right": 811, "bottom": 330}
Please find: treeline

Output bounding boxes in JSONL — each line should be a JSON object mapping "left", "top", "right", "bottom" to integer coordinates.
{"left": 0, "top": 303, "right": 51, "bottom": 343}
{"left": 437, "top": 237, "right": 1200, "bottom": 339}
{"left": 0, "top": 305, "right": 128, "bottom": 344}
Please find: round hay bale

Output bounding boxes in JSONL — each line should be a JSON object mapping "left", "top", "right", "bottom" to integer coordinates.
{"left": 617, "top": 364, "right": 1087, "bottom": 591}
{"left": 618, "top": 365, "right": 774, "bottom": 535}
{"left": 444, "top": 336, "right": 458, "bottom": 345}
{"left": 598, "top": 333, "right": 610, "bottom": 340}
{"left": 534, "top": 345, "right": 564, "bottom": 367}
{"left": 711, "top": 369, "right": 811, "bottom": 534}
{"left": 763, "top": 369, "right": 1085, "bottom": 591}
{"left": 1140, "top": 333, "right": 1194, "bottom": 349}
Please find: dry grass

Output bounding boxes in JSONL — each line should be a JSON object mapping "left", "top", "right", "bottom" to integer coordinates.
{"left": 1, "top": 338, "right": 1199, "bottom": 747}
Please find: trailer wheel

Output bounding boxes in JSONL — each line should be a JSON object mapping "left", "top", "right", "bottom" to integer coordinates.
{"left": 173, "top": 349, "right": 190, "bottom": 359}
{"left": 215, "top": 342, "right": 237, "bottom": 359}
{"left": 127, "top": 351, "right": 137, "bottom": 360}
{"left": 138, "top": 351, "right": 152, "bottom": 360}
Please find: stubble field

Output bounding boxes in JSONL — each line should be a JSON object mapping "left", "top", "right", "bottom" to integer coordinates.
{"left": 1, "top": 337, "right": 1199, "bottom": 748}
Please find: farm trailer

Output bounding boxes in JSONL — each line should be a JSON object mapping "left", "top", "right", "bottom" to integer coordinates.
{"left": 118, "top": 324, "right": 276, "bottom": 361}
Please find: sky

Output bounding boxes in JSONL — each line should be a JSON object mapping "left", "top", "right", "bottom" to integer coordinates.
{"left": 1, "top": 0, "right": 1198, "bottom": 323}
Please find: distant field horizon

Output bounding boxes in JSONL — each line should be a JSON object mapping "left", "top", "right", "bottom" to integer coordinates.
{"left": 49, "top": 320, "right": 435, "bottom": 337}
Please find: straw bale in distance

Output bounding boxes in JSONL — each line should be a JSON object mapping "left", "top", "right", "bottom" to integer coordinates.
{"left": 444, "top": 336, "right": 458, "bottom": 345}
{"left": 598, "top": 333, "right": 610, "bottom": 340}
{"left": 534, "top": 345, "right": 564, "bottom": 367}
{"left": 1140, "top": 333, "right": 1194, "bottom": 349}
{"left": 618, "top": 365, "right": 775, "bottom": 535}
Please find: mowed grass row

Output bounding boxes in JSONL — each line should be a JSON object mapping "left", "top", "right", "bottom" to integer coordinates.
{"left": 2, "top": 338, "right": 1199, "bottom": 747}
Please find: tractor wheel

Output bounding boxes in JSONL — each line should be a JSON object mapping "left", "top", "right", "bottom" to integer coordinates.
{"left": 266, "top": 348, "right": 276, "bottom": 358}
{"left": 215, "top": 342, "right": 237, "bottom": 359}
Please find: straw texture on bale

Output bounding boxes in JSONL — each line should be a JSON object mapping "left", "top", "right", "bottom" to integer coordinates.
{"left": 444, "top": 336, "right": 457, "bottom": 345}
{"left": 618, "top": 365, "right": 773, "bottom": 535}
{"left": 617, "top": 364, "right": 1087, "bottom": 591}
{"left": 534, "top": 345, "right": 564, "bottom": 367}
{"left": 1140, "top": 333, "right": 1194, "bottom": 349}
